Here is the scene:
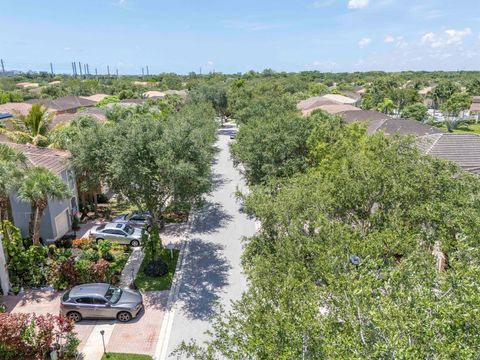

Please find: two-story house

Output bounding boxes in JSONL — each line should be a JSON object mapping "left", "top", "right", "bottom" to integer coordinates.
{"left": 2, "top": 142, "right": 79, "bottom": 243}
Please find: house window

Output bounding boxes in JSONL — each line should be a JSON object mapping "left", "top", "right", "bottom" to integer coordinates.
{"left": 67, "top": 170, "right": 75, "bottom": 190}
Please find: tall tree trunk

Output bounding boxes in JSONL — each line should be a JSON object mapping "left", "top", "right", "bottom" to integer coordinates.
{"left": 30, "top": 202, "right": 45, "bottom": 245}
{"left": 0, "top": 195, "right": 9, "bottom": 222}
{"left": 93, "top": 191, "right": 98, "bottom": 217}
{"left": 6, "top": 196, "right": 13, "bottom": 223}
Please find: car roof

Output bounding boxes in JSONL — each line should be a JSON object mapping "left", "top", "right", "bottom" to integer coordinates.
{"left": 104, "top": 222, "right": 127, "bottom": 230}
{"left": 69, "top": 283, "right": 110, "bottom": 298}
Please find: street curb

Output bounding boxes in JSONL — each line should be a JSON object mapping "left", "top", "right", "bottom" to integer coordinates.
{"left": 153, "top": 210, "right": 197, "bottom": 360}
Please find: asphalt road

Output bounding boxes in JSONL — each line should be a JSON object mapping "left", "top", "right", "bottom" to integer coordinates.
{"left": 164, "top": 123, "right": 257, "bottom": 358}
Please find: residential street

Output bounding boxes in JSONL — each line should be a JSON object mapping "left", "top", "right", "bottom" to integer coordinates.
{"left": 162, "top": 124, "right": 257, "bottom": 358}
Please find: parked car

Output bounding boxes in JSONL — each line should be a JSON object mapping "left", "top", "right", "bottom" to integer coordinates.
{"left": 60, "top": 283, "right": 143, "bottom": 323}
{"left": 112, "top": 211, "right": 164, "bottom": 231}
{"left": 90, "top": 222, "right": 143, "bottom": 247}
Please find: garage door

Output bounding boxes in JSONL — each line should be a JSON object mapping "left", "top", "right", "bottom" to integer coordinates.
{"left": 55, "top": 210, "right": 70, "bottom": 238}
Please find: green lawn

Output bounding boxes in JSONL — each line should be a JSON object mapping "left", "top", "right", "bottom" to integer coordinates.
{"left": 135, "top": 249, "right": 179, "bottom": 291}
{"left": 438, "top": 123, "right": 480, "bottom": 134}
{"left": 101, "top": 353, "right": 152, "bottom": 360}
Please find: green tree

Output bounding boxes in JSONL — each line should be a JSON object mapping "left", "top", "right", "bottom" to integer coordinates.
{"left": 401, "top": 103, "right": 428, "bottom": 121}
{"left": 441, "top": 92, "right": 472, "bottom": 132}
{"left": 67, "top": 121, "right": 110, "bottom": 216}
{"left": 466, "top": 79, "right": 480, "bottom": 96}
{"left": 1, "top": 104, "right": 51, "bottom": 146}
{"left": 0, "top": 145, "right": 26, "bottom": 221}
{"left": 16, "top": 167, "right": 71, "bottom": 244}
{"left": 376, "top": 97, "right": 395, "bottom": 114}
{"left": 441, "top": 92, "right": 472, "bottom": 117}
{"left": 430, "top": 81, "right": 460, "bottom": 109}
{"left": 108, "top": 102, "right": 216, "bottom": 229}
{"left": 178, "top": 119, "right": 480, "bottom": 359}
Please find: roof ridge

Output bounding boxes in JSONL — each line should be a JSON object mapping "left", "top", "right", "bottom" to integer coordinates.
{"left": 421, "top": 133, "right": 443, "bottom": 154}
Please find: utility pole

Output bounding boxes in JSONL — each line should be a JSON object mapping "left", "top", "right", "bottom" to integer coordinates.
{"left": 1, "top": 59, "right": 5, "bottom": 74}
{"left": 87, "top": 63, "right": 90, "bottom": 78}
{"left": 95, "top": 68, "right": 98, "bottom": 78}
{"left": 78, "top": 62, "right": 83, "bottom": 79}
{"left": 116, "top": 68, "right": 119, "bottom": 79}
{"left": 50, "top": 62, "right": 54, "bottom": 77}
{"left": 84, "top": 64, "right": 87, "bottom": 78}
{"left": 107, "top": 65, "right": 110, "bottom": 77}
{"left": 142, "top": 67, "right": 144, "bottom": 77}
{"left": 73, "top": 62, "right": 77, "bottom": 77}
{"left": 71, "top": 62, "right": 75, "bottom": 77}
{"left": 146, "top": 66, "right": 149, "bottom": 76}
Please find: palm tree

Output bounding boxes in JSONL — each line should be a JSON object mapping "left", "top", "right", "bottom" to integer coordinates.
{"left": 17, "top": 167, "right": 71, "bottom": 244}
{"left": 0, "top": 144, "right": 27, "bottom": 221}
{"left": 376, "top": 97, "right": 396, "bottom": 115}
{"left": 0, "top": 104, "right": 51, "bottom": 147}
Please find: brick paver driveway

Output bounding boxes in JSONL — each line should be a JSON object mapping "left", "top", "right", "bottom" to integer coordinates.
{"left": 106, "top": 291, "right": 168, "bottom": 355}
{"left": 1, "top": 288, "right": 168, "bottom": 358}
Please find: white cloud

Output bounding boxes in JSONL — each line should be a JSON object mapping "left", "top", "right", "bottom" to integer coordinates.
{"left": 421, "top": 32, "right": 436, "bottom": 43}
{"left": 358, "top": 37, "right": 372, "bottom": 48}
{"left": 384, "top": 35, "right": 395, "bottom": 43}
{"left": 445, "top": 28, "right": 472, "bottom": 44}
{"left": 421, "top": 28, "right": 472, "bottom": 48}
{"left": 348, "top": 0, "right": 369, "bottom": 9}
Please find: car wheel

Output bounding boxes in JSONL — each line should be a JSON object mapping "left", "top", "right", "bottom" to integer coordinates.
{"left": 67, "top": 311, "right": 82, "bottom": 323}
{"left": 96, "top": 238, "right": 104, "bottom": 244}
{"left": 117, "top": 311, "right": 132, "bottom": 322}
{"left": 146, "top": 225, "right": 152, "bottom": 232}
{"left": 130, "top": 239, "right": 140, "bottom": 247}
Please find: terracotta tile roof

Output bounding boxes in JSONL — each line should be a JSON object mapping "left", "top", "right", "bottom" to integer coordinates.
{"left": 322, "top": 94, "right": 358, "bottom": 105}
{"left": 16, "top": 82, "right": 39, "bottom": 89}
{"left": 297, "top": 97, "right": 337, "bottom": 111}
{"left": 314, "top": 104, "right": 360, "bottom": 115}
{"left": 50, "top": 108, "right": 107, "bottom": 128}
{"left": 27, "top": 96, "right": 96, "bottom": 112}
{"left": 0, "top": 142, "right": 71, "bottom": 174}
{"left": 339, "top": 110, "right": 444, "bottom": 136}
{"left": 80, "top": 94, "right": 109, "bottom": 102}
{"left": 418, "top": 86, "right": 433, "bottom": 96}
{"left": 143, "top": 91, "right": 165, "bottom": 98}
{"left": 470, "top": 103, "right": 480, "bottom": 113}
{"left": 0, "top": 102, "right": 33, "bottom": 117}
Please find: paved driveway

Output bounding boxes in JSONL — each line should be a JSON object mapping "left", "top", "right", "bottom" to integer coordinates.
{"left": 162, "top": 124, "right": 257, "bottom": 358}
{"left": 1, "top": 288, "right": 168, "bottom": 359}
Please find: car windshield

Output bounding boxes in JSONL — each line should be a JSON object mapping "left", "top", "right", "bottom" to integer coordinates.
{"left": 124, "top": 225, "right": 134, "bottom": 235}
{"left": 105, "top": 286, "right": 122, "bottom": 304}
{"left": 62, "top": 290, "right": 70, "bottom": 302}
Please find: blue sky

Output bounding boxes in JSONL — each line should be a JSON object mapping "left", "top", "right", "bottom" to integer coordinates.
{"left": 1, "top": 0, "right": 479, "bottom": 74}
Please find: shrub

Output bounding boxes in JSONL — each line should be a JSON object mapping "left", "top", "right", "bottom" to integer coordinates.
{"left": 74, "top": 259, "right": 92, "bottom": 283}
{"left": 90, "top": 259, "right": 110, "bottom": 282}
{"left": 97, "top": 240, "right": 114, "bottom": 261}
{"left": 1, "top": 222, "right": 48, "bottom": 290}
{"left": 0, "top": 313, "right": 78, "bottom": 360}
{"left": 143, "top": 260, "right": 168, "bottom": 277}
{"left": 81, "top": 248, "right": 100, "bottom": 262}
{"left": 51, "top": 257, "right": 78, "bottom": 290}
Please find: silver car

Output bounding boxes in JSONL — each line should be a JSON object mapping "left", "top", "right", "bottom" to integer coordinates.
{"left": 60, "top": 283, "right": 143, "bottom": 322}
{"left": 90, "top": 222, "right": 143, "bottom": 247}
{"left": 112, "top": 212, "right": 153, "bottom": 231}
